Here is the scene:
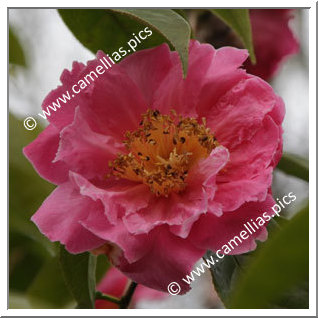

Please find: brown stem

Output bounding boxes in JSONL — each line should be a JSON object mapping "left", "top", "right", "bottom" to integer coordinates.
{"left": 119, "top": 281, "right": 138, "bottom": 309}
{"left": 95, "top": 291, "right": 121, "bottom": 305}
{"left": 94, "top": 281, "right": 138, "bottom": 309}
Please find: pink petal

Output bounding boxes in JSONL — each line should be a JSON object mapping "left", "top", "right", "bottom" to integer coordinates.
{"left": 69, "top": 172, "right": 152, "bottom": 225}
{"left": 196, "top": 46, "right": 249, "bottom": 117}
{"left": 117, "top": 225, "right": 205, "bottom": 294}
{"left": 54, "top": 107, "right": 122, "bottom": 180}
{"left": 69, "top": 172, "right": 152, "bottom": 263}
{"left": 23, "top": 124, "right": 69, "bottom": 185}
{"left": 41, "top": 53, "right": 148, "bottom": 140}
{"left": 268, "top": 96, "right": 285, "bottom": 167}
{"left": 79, "top": 205, "right": 153, "bottom": 264}
{"left": 268, "top": 95, "right": 286, "bottom": 126}
{"left": 207, "top": 46, "right": 248, "bottom": 78}
{"left": 220, "top": 116, "right": 279, "bottom": 181}
{"left": 196, "top": 70, "right": 248, "bottom": 118}
{"left": 41, "top": 61, "right": 86, "bottom": 130}
{"left": 122, "top": 192, "right": 203, "bottom": 235}
{"left": 123, "top": 146, "right": 229, "bottom": 237}
{"left": 169, "top": 146, "right": 230, "bottom": 237}
{"left": 119, "top": 44, "right": 173, "bottom": 106}
{"left": 79, "top": 51, "right": 148, "bottom": 139}
{"left": 197, "top": 75, "right": 284, "bottom": 211}
{"left": 153, "top": 40, "right": 216, "bottom": 116}
{"left": 31, "top": 182, "right": 105, "bottom": 253}
{"left": 214, "top": 167, "right": 273, "bottom": 212}
{"left": 214, "top": 115, "right": 280, "bottom": 211}
{"left": 97, "top": 267, "right": 127, "bottom": 297}
{"left": 187, "top": 146, "right": 230, "bottom": 196}
{"left": 189, "top": 194, "right": 275, "bottom": 254}
{"left": 205, "top": 76, "right": 279, "bottom": 149}
{"left": 134, "top": 282, "right": 167, "bottom": 303}
{"left": 245, "top": 9, "right": 299, "bottom": 80}
{"left": 44, "top": 56, "right": 117, "bottom": 130}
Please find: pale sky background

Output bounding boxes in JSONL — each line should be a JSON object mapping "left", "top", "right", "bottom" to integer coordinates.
{"left": 9, "top": 9, "right": 309, "bottom": 309}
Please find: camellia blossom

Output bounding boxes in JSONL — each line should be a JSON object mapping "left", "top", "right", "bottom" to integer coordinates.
{"left": 24, "top": 40, "right": 285, "bottom": 294}
{"left": 244, "top": 9, "right": 299, "bottom": 80}
{"left": 95, "top": 267, "right": 166, "bottom": 309}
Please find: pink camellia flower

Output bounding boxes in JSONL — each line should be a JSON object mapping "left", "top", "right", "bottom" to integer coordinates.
{"left": 244, "top": 9, "right": 299, "bottom": 80}
{"left": 95, "top": 266, "right": 166, "bottom": 309}
{"left": 24, "top": 40, "right": 284, "bottom": 294}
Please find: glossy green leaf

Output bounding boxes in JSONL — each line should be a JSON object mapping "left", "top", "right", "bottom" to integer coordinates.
{"left": 59, "top": 246, "right": 97, "bottom": 308}
{"left": 27, "top": 256, "right": 73, "bottom": 308}
{"left": 58, "top": 9, "right": 164, "bottom": 54}
{"left": 211, "top": 9, "right": 255, "bottom": 63}
{"left": 229, "top": 203, "right": 309, "bottom": 308}
{"left": 277, "top": 152, "right": 309, "bottom": 182}
{"left": 58, "top": 9, "right": 190, "bottom": 77}
{"left": 205, "top": 251, "right": 254, "bottom": 307}
{"left": 113, "top": 9, "right": 190, "bottom": 76}
{"left": 9, "top": 26, "right": 26, "bottom": 66}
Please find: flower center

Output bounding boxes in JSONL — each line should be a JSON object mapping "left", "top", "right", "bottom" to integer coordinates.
{"left": 109, "top": 109, "right": 218, "bottom": 197}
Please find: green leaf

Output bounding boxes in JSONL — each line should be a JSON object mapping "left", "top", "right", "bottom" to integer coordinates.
{"left": 95, "top": 254, "right": 111, "bottom": 284}
{"left": 9, "top": 114, "right": 58, "bottom": 295}
{"left": 58, "top": 9, "right": 190, "bottom": 77}
{"left": 59, "top": 246, "right": 97, "bottom": 308}
{"left": 273, "top": 281, "right": 309, "bottom": 309}
{"left": 205, "top": 252, "right": 237, "bottom": 306}
{"left": 9, "top": 233, "right": 49, "bottom": 292}
{"left": 205, "top": 251, "right": 253, "bottom": 307}
{"left": 211, "top": 9, "right": 255, "bottom": 63}
{"left": 27, "top": 256, "right": 73, "bottom": 308}
{"left": 9, "top": 26, "right": 26, "bottom": 66}
{"left": 58, "top": 9, "right": 164, "bottom": 54}
{"left": 172, "top": 9, "right": 188, "bottom": 21}
{"left": 228, "top": 203, "right": 309, "bottom": 308}
{"left": 277, "top": 152, "right": 309, "bottom": 182}
{"left": 112, "top": 9, "right": 190, "bottom": 76}
{"left": 9, "top": 113, "right": 56, "bottom": 255}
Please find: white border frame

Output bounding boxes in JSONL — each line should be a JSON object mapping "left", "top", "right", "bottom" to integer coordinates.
{"left": 3, "top": 0, "right": 316, "bottom": 316}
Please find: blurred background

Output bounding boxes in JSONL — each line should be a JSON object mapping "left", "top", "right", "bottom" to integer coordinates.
{"left": 9, "top": 9, "right": 309, "bottom": 309}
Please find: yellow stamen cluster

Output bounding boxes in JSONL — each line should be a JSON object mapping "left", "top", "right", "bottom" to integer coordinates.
{"left": 109, "top": 109, "right": 218, "bottom": 197}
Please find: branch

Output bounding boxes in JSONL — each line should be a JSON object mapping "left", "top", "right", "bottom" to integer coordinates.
{"left": 94, "top": 280, "right": 138, "bottom": 309}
